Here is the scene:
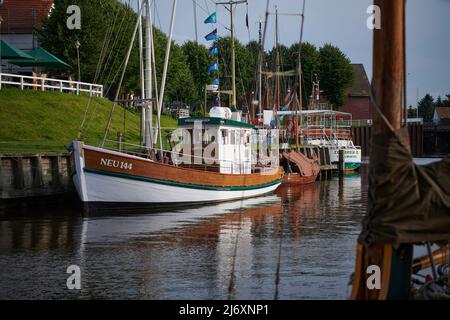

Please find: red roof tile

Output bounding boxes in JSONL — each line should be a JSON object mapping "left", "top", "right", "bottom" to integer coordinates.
{"left": 435, "top": 107, "right": 450, "bottom": 119}
{"left": 346, "top": 64, "right": 371, "bottom": 97}
{"left": 0, "top": 0, "right": 53, "bottom": 33}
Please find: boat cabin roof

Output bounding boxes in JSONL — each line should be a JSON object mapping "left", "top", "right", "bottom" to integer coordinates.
{"left": 178, "top": 117, "right": 255, "bottom": 129}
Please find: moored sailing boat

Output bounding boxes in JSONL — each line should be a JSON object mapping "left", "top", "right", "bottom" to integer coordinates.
{"left": 350, "top": 0, "right": 450, "bottom": 300}
{"left": 269, "top": 3, "right": 320, "bottom": 185}
{"left": 71, "top": 0, "right": 283, "bottom": 205}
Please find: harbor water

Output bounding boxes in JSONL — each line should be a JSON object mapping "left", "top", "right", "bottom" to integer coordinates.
{"left": 0, "top": 167, "right": 368, "bottom": 300}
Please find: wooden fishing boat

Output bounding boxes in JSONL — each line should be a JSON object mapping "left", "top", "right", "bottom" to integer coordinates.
{"left": 72, "top": 116, "right": 283, "bottom": 205}
{"left": 71, "top": 1, "right": 283, "bottom": 206}
{"left": 281, "top": 150, "right": 319, "bottom": 185}
{"left": 350, "top": 0, "right": 450, "bottom": 300}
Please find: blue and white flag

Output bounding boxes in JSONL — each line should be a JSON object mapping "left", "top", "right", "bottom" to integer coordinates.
{"left": 209, "top": 45, "right": 219, "bottom": 56}
{"left": 205, "top": 29, "right": 217, "bottom": 41}
{"left": 208, "top": 62, "right": 219, "bottom": 75}
{"left": 204, "top": 12, "right": 217, "bottom": 24}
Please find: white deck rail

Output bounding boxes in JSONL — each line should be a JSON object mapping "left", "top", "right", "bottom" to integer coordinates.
{"left": 0, "top": 73, "right": 103, "bottom": 97}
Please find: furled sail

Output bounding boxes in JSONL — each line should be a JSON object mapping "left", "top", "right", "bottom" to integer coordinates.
{"left": 358, "top": 127, "right": 450, "bottom": 245}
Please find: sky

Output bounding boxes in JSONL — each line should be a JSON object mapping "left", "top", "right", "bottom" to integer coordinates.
{"left": 126, "top": 0, "right": 450, "bottom": 108}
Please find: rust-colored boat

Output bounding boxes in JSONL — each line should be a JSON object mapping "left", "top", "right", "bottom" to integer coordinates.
{"left": 281, "top": 151, "right": 320, "bottom": 185}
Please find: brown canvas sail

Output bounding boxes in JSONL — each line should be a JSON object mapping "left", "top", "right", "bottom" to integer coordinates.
{"left": 282, "top": 151, "right": 320, "bottom": 177}
{"left": 359, "top": 128, "right": 450, "bottom": 245}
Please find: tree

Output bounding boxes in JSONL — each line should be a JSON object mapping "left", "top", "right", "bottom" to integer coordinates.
{"left": 151, "top": 28, "right": 196, "bottom": 104}
{"left": 443, "top": 95, "right": 450, "bottom": 108}
{"left": 407, "top": 105, "right": 416, "bottom": 118}
{"left": 181, "top": 41, "right": 212, "bottom": 106}
{"left": 216, "top": 37, "right": 254, "bottom": 105}
{"left": 290, "top": 42, "right": 320, "bottom": 106}
{"left": 318, "top": 44, "right": 354, "bottom": 108}
{"left": 245, "top": 40, "right": 261, "bottom": 98}
{"left": 37, "top": 0, "right": 139, "bottom": 96}
{"left": 38, "top": 0, "right": 196, "bottom": 104}
{"left": 435, "top": 96, "right": 444, "bottom": 108}
{"left": 417, "top": 94, "right": 435, "bottom": 121}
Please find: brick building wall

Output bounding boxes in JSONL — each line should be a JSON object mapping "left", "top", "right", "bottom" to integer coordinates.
{"left": 0, "top": 0, "right": 53, "bottom": 34}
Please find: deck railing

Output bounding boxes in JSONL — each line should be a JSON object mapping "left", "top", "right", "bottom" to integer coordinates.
{"left": 0, "top": 73, "right": 103, "bottom": 97}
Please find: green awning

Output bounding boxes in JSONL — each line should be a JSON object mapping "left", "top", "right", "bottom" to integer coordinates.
{"left": 9, "top": 47, "right": 71, "bottom": 69}
{"left": 0, "top": 40, "right": 34, "bottom": 60}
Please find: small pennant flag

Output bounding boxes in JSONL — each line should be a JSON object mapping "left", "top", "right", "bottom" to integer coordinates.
{"left": 209, "top": 45, "right": 219, "bottom": 56}
{"left": 204, "top": 12, "right": 217, "bottom": 24}
{"left": 205, "top": 29, "right": 217, "bottom": 41}
{"left": 208, "top": 62, "right": 219, "bottom": 75}
{"left": 215, "top": 93, "right": 221, "bottom": 106}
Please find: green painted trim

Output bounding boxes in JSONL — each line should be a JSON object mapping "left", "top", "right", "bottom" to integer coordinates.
{"left": 331, "top": 162, "right": 361, "bottom": 170}
{"left": 84, "top": 168, "right": 281, "bottom": 191}
{"left": 178, "top": 117, "right": 255, "bottom": 129}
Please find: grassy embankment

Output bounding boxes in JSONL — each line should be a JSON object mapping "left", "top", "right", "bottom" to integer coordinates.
{"left": 0, "top": 88, "right": 178, "bottom": 154}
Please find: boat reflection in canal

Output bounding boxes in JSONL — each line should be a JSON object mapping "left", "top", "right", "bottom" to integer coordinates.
{"left": 0, "top": 169, "right": 367, "bottom": 299}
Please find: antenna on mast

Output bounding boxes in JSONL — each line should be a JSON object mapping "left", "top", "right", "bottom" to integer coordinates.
{"left": 216, "top": 0, "right": 247, "bottom": 112}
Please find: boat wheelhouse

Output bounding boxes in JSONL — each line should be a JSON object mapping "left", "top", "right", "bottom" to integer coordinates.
{"left": 300, "top": 110, "right": 362, "bottom": 171}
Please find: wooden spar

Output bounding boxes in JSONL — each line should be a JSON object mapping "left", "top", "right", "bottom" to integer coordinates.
{"left": 156, "top": 0, "right": 177, "bottom": 160}
{"left": 351, "top": 0, "right": 408, "bottom": 300}
{"left": 258, "top": 19, "right": 263, "bottom": 120}
{"left": 137, "top": 0, "right": 145, "bottom": 146}
{"left": 275, "top": 7, "right": 280, "bottom": 119}
{"left": 372, "top": 0, "right": 404, "bottom": 134}
{"left": 296, "top": 0, "right": 306, "bottom": 149}
{"left": 216, "top": 1, "right": 247, "bottom": 111}
{"left": 144, "top": 0, "right": 154, "bottom": 149}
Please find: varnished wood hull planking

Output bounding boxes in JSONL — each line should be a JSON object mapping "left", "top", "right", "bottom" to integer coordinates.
{"left": 72, "top": 141, "right": 283, "bottom": 203}
{"left": 282, "top": 173, "right": 318, "bottom": 185}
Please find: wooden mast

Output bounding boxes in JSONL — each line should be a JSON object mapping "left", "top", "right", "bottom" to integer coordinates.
{"left": 217, "top": 1, "right": 247, "bottom": 111}
{"left": 272, "top": 6, "right": 281, "bottom": 133}
{"left": 275, "top": 7, "right": 280, "bottom": 119}
{"left": 372, "top": 0, "right": 404, "bottom": 135}
{"left": 296, "top": 0, "right": 306, "bottom": 150}
{"left": 258, "top": 19, "right": 263, "bottom": 121}
{"left": 156, "top": 0, "right": 177, "bottom": 160}
{"left": 351, "top": 0, "right": 407, "bottom": 300}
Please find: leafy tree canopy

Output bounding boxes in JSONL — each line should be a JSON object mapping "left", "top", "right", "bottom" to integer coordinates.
{"left": 38, "top": 0, "right": 196, "bottom": 104}
{"left": 319, "top": 44, "right": 354, "bottom": 107}
{"left": 37, "top": 1, "right": 355, "bottom": 110}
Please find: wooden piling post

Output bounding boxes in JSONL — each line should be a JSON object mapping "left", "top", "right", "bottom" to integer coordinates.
{"left": 13, "top": 157, "right": 25, "bottom": 190}
{"left": 51, "top": 156, "right": 62, "bottom": 186}
{"left": 338, "top": 149, "right": 344, "bottom": 177}
{"left": 0, "top": 157, "right": 3, "bottom": 194}
{"left": 32, "top": 156, "right": 44, "bottom": 188}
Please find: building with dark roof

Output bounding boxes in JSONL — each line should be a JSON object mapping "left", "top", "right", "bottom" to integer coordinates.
{"left": 433, "top": 107, "right": 450, "bottom": 125}
{"left": 340, "top": 64, "right": 373, "bottom": 122}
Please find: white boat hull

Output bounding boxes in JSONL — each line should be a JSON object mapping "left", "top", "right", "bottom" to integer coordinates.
{"left": 71, "top": 141, "right": 282, "bottom": 204}
{"left": 75, "top": 170, "right": 280, "bottom": 203}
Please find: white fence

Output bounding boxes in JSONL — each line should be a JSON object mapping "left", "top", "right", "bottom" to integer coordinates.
{"left": 0, "top": 73, "right": 103, "bottom": 97}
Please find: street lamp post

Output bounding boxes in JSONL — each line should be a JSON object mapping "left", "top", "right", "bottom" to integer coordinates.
{"left": 75, "top": 40, "right": 81, "bottom": 82}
